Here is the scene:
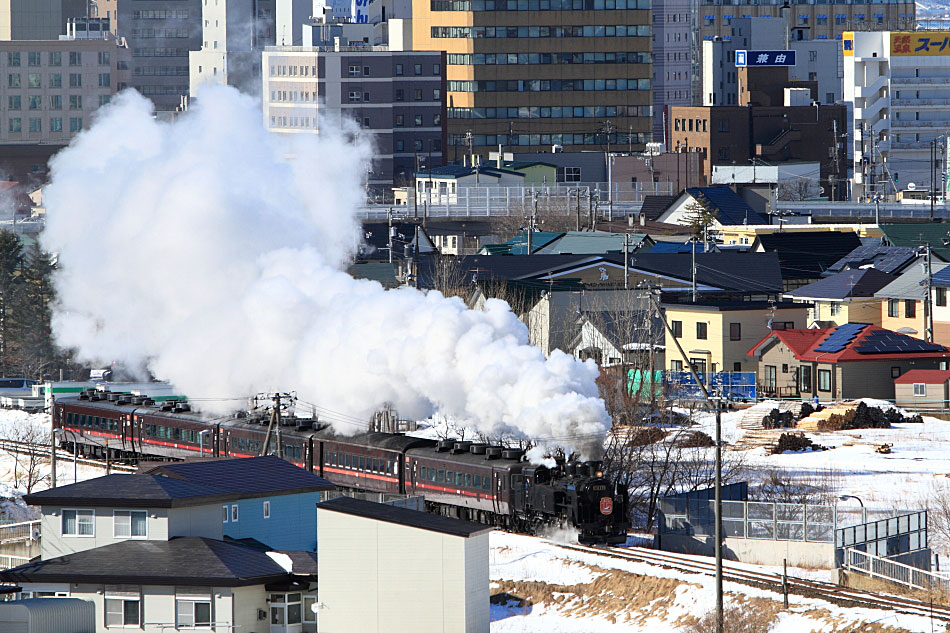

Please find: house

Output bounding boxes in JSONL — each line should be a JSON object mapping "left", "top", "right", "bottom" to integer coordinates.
{"left": 1, "top": 537, "right": 320, "bottom": 633}
{"left": 875, "top": 262, "right": 949, "bottom": 341}
{"left": 498, "top": 160, "right": 558, "bottom": 184}
{"left": 25, "top": 456, "right": 334, "bottom": 560}
{"left": 638, "top": 194, "right": 679, "bottom": 221}
{"left": 424, "top": 220, "right": 498, "bottom": 256}
{"left": 879, "top": 224, "right": 950, "bottom": 262}
{"left": 478, "top": 231, "right": 563, "bottom": 255}
{"left": 0, "top": 457, "right": 336, "bottom": 633}
{"left": 316, "top": 496, "right": 490, "bottom": 633}
{"left": 825, "top": 244, "right": 919, "bottom": 276}
{"left": 535, "top": 231, "right": 654, "bottom": 256}
{"left": 752, "top": 231, "right": 863, "bottom": 290}
{"left": 747, "top": 324, "right": 950, "bottom": 400}
{"left": 718, "top": 224, "right": 881, "bottom": 248}
{"left": 573, "top": 311, "right": 665, "bottom": 370}
{"left": 648, "top": 241, "right": 717, "bottom": 254}
{"left": 415, "top": 165, "right": 525, "bottom": 204}
{"left": 348, "top": 262, "right": 399, "bottom": 288}
{"left": 784, "top": 268, "right": 896, "bottom": 328}
{"left": 656, "top": 186, "right": 769, "bottom": 229}
{"left": 894, "top": 369, "right": 950, "bottom": 411}
{"left": 662, "top": 301, "right": 807, "bottom": 375}
{"left": 358, "top": 221, "right": 436, "bottom": 262}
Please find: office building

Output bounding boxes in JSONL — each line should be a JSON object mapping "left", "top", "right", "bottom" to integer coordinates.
{"left": 844, "top": 30, "right": 950, "bottom": 201}
{"left": 190, "top": 0, "right": 275, "bottom": 97}
{"left": 788, "top": 39, "right": 843, "bottom": 105}
{"left": 652, "top": 0, "right": 692, "bottom": 142}
{"left": 410, "top": 0, "right": 653, "bottom": 158}
{"left": 702, "top": 18, "right": 784, "bottom": 107}
{"left": 117, "top": 0, "right": 201, "bottom": 112}
{"left": 0, "top": 35, "right": 130, "bottom": 146}
{"left": 262, "top": 46, "right": 446, "bottom": 191}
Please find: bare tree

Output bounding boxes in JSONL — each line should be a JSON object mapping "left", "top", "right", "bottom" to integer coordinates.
{"left": 776, "top": 178, "right": 819, "bottom": 201}
{"left": 2, "top": 420, "right": 50, "bottom": 494}
{"left": 426, "top": 254, "right": 476, "bottom": 304}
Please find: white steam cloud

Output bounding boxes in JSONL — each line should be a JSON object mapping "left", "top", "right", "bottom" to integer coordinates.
{"left": 41, "top": 87, "right": 609, "bottom": 458}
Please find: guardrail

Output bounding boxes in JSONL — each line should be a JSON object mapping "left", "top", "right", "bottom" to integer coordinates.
{"left": 843, "top": 548, "right": 949, "bottom": 593}
{"left": 0, "top": 554, "right": 29, "bottom": 570}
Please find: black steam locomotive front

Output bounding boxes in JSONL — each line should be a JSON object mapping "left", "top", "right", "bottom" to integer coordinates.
{"left": 520, "top": 460, "right": 630, "bottom": 545}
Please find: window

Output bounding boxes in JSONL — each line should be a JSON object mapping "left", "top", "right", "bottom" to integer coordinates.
{"left": 28, "top": 96, "right": 41, "bottom": 110}
{"left": 9, "top": 118, "right": 21, "bottom": 133}
{"left": 70, "top": 95, "right": 82, "bottom": 110}
{"left": 8, "top": 96, "right": 19, "bottom": 110}
{"left": 49, "top": 73, "right": 61, "bottom": 88}
{"left": 106, "top": 595, "right": 140, "bottom": 627}
{"left": 557, "top": 166, "right": 581, "bottom": 182}
{"left": 395, "top": 139, "right": 404, "bottom": 151}
{"left": 363, "top": 92, "right": 370, "bottom": 102}
{"left": 914, "top": 383, "right": 927, "bottom": 397}
{"left": 414, "top": 64, "right": 422, "bottom": 75}
{"left": 99, "top": 51, "right": 110, "bottom": 66}
{"left": 99, "top": 72, "right": 111, "bottom": 87}
{"left": 348, "top": 64, "right": 360, "bottom": 76}
{"left": 800, "top": 365, "right": 812, "bottom": 392}
{"left": 7, "top": 52, "right": 19, "bottom": 66}
{"left": 938, "top": 287, "right": 947, "bottom": 307}
{"left": 348, "top": 90, "right": 361, "bottom": 102}
{"left": 176, "top": 595, "right": 211, "bottom": 627}
{"left": 892, "top": 366, "right": 901, "bottom": 378}
{"left": 395, "top": 114, "right": 404, "bottom": 127}
{"left": 69, "top": 52, "right": 82, "bottom": 66}
{"left": 263, "top": 500, "right": 270, "bottom": 518}
{"left": 28, "top": 52, "right": 40, "bottom": 67}
{"left": 70, "top": 73, "right": 82, "bottom": 87}
{"left": 671, "top": 320, "right": 682, "bottom": 338}
{"left": 414, "top": 89, "right": 423, "bottom": 101}
{"left": 363, "top": 66, "right": 370, "bottom": 76}
{"left": 8, "top": 73, "right": 19, "bottom": 87}
{"left": 231, "top": 505, "right": 238, "bottom": 522}
{"left": 415, "top": 114, "right": 423, "bottom": 126}
{"left": 113, "top": 510, "right": 147, "bottom": 538}
{"left": 49, "top": 52, "right": 61, "bottom": 66}
{"left": 304, "top": 596, "right": 316, "bottom": 622}
{"left": 830, "top": 302, "right": 840, "bottom": 317}
{"left": 817, "top": 369, "right": 831, "bottom": 392}
{"left": 888, "top": 299, "right": 899, "bottom": 317}
{"left": 50, "top": 117, "right": 62, "bottom": 132}
{"left": 905, "top": 300, "right": 916, "bottom": 319}
{"left": 671, "top": 359, "right": 683, "bottom": 371}
{"left": 729, "top": 323, "right": 741, "bottom": 341}
{"left": 28, "top": 73, "right": 40, "bottom": 88}
{"left": 395, "top": 89, "right": 404, "bottom": 101}
{"left": 696, "top": 322, "right": 707, "bottom": 340}
{"left": 395, "top": 63, "right": 403, "bottom": 75}
{"left": 433, "top": 88, "right": 441, "bottom": 100}
{"left": 222, "top": 505, "right": 229, "bottom": 522}
{"left": 62, "top": 509, "right": 94, "bottom": 536}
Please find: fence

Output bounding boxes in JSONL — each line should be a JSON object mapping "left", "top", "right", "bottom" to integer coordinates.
{"left": 663, "top": 371, "right": 757, "bottom": 402}
{"left": 659, "top": 497, "right": 836, "bottom": 543}
{"left": 842, "top": 548, "right": 949, "bottom": 593}
{"left": 0, "top": 520, "right": 39, "bottom": 545}
{"left": 835, "top": 510, "right": 927, "bottom": 566}
{"left": 0, "top": 554, "right": 29, "bottom": 570}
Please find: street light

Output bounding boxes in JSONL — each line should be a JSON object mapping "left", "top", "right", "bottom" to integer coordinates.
{"left": 198, "top": 429, "right": 212, "bottom": 456}
{"left": 839, "top": 494, "right": 864, "bottom": 508}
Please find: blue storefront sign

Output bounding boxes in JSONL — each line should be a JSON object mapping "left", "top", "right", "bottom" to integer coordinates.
{"left": 735, "top": 50, "right": 797, "bottom": 67}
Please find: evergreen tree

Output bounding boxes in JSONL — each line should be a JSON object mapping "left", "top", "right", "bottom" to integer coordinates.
{"left": 0, "top": 231, "right": 23, "bottom": 375}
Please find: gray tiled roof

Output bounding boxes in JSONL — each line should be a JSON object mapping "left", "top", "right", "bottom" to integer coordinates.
{"left": 875, "top": 262, "right": 948, "bottom": 300}
{"left": 786, "top": 268, "right": 895, "bottom": 300}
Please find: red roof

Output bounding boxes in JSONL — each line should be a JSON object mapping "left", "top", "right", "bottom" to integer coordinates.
{"left": 747, "top": 324, "right": 950, "bottom": 362}
{"left": 894, "top": 369, "right": 950, "bottom": 385}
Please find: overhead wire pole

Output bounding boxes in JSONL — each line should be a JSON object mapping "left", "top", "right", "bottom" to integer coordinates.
{"left": 258, "top": 392, "right": 295, "bottom": 457}
{"left": 644, "top": 285, "right": 722, "bottom": 633}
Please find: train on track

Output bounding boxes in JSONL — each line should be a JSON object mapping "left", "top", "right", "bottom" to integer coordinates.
{"left": 52, "top": 391, "right": 630, "bottom": 545}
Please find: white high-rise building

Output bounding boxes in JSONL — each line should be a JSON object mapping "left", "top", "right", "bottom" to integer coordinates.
{"left": 189, "top": 0, "right": 275, "bottom": 97}
{"left": 844, "top": 30, "right": 950, "bottom": 201}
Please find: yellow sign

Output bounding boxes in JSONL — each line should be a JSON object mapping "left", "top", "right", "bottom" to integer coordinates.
{"left": 891, "top": 32, "right": 950, "bottom": 56}
{"left": 843, "top": 32, "right": 853, "bottom": 57}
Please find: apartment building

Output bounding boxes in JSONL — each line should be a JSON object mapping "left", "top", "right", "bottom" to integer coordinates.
{"left": 0, "top": 36, "right": 130, "bottom": 146}
{"left": 0, "top": 0, "right": 87, "bottom": 40}
{"left": 702, "top": 17, "right": 784, "bottom": 106}
{"left": 117, "top": 0, "right": 201, "bottom": 112}
{"left": 844, "top": 30, "right": 950, "bottom": 201}
{"left": 190, "top": 0, "right": 275, "bottom": 97}
{"left": 262, "top": 46, "right": 446, "bottom": 191}
{"left": 409, "top": 0, "right": 652, "bottom": 158}
{"left": 652, "top": 0, "right": 692, "bottom": 143}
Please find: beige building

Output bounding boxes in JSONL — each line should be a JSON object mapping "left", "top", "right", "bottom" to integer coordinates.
{"left": 663, "top": 301, "right": 807, "bottom": 375}
{"left": 317, "top": 496, "right": 491, "bottom": 633}
{"left": 877, "top": 261, "right": 950, "bottom": 343}
{"left": 0, "top": 36, "right": 130, "bottom": 145}
{"left": 784, "top": 268, "right": 894, "bottom": 328}
{"left": 894, "top": 369, "right": 950, "bottom": 411}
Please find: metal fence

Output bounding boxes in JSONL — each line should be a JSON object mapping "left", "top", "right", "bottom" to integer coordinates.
{"left": 0, "top": 555, "right": 29, "bottom": 571}
{"left": 663, "top": 371, "right": 758, "bottom": 402}
{"left": 842, "top": 548, "right": 948, "bottom": 592}
{"left": 0, "top": 520, "right": 39, "bottom": 545}
{"left": 835, "top": 510, "right": 927, "bottom": 565}
{"left": 659, "top": 498, "right": 836, "bottom": 542}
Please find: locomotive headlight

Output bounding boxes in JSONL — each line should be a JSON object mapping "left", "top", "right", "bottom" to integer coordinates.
{"left": 596, "top": 471, "right": 603, "bottom": 478}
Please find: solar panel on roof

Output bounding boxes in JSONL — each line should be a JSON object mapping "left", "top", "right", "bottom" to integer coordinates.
{"left": 855, "top": 330, "right": 947, "bottom": 354}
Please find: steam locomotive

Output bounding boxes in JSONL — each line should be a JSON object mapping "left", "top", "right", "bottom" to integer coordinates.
{"left": 52, "top": 392, "right": 630, "bottom": 545}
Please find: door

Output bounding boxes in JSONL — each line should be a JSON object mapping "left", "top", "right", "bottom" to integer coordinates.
{"left": 765, "top": 365, "right": 777, "bottom": 394}
{"left": 270, "top": 593, "right": 303, "bottom": 633}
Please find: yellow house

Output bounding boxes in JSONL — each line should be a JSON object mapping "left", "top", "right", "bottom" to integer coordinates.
{"left": 877, "top": 261, "right": 948, "bottom": 340}
{"left": 784, "top": 268, "right": 894, "bottom": 328}
{"left": 662, "top": 301, "right": 808, "bottom": 374}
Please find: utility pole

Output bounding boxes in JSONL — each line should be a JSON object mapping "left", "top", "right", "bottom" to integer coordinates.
{"left": 387, "top": 208, "right": 394, "bottom": 264}
{"left": 413, "top": 153, "right": 419, "bottom": 219}
{"left": 926, "top": 243, "right": 935, "bottom": 343}
{"left": 644, "top": 286, "right": 722, "bottom": 633}
{"left": 933, "top": 139, "right": 937, "bottom": 223}
{"left": 527, "top": 192, "right": 539, "bottom": 254}
{"left": 624, "top": 232, "right": 630, "bottom": 289}
{"left": 691, "top": 238, "right": 697, "bottom": 302}
{"left": 602, "top": 120, "right": 615, "bottom": 220}
{"left": 259, "top": 392, "right": 295, "bottom": 457}
{"left": 50, "top": 424, "right": 56, "bottom": 488}
{"left": 831, "top": 119, "right": 840, "bottom": 202}
{"left": 575, "top": 189, "right": 581, "bottom": 231}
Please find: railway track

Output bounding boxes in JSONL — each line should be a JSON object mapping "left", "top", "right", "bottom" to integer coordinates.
{"left": 0, "top": 439, "right": 137, "bottom": 473}
{"left": 556, "top": 542, "right": 950, "bottom": 621}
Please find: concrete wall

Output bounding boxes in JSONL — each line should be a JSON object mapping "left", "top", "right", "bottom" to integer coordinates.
{"left": 317, "top": 508, "right": 489, "bottom": 633}
{"left": 658, "top": 533, "right": 836, "bottom": 568}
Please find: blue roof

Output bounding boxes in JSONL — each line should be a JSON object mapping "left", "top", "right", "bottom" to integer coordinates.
{"left": 826, "top": 244, "right": 918, "bottom": 275}
{"left": 649, "top": 241, "right": 715, "bottom": 254}
{"left": 482, "top": 231, "right": 563, "bottom": 255}
{"left": 932, "top": 267, "right": 950, "bottom": 287}
{"left": 686, "top": 186, "right": 768, "bottom": 225}
{"left": 537, "top": 231, "right": 649, "bottom": 255}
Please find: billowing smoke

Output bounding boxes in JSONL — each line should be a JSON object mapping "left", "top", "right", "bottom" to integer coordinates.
{"left": 41, "top": 87, "right": 609, "bottom": 459}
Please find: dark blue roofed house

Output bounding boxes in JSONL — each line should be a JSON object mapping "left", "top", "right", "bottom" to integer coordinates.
{"left": 752, "top": 231, "right": 863, "bottom": 291}
{"left": 0, "top": 457, "right": 334, "bottom": 633}
{"left": 655, "top": 186, "right": 769, "bottom": 230}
